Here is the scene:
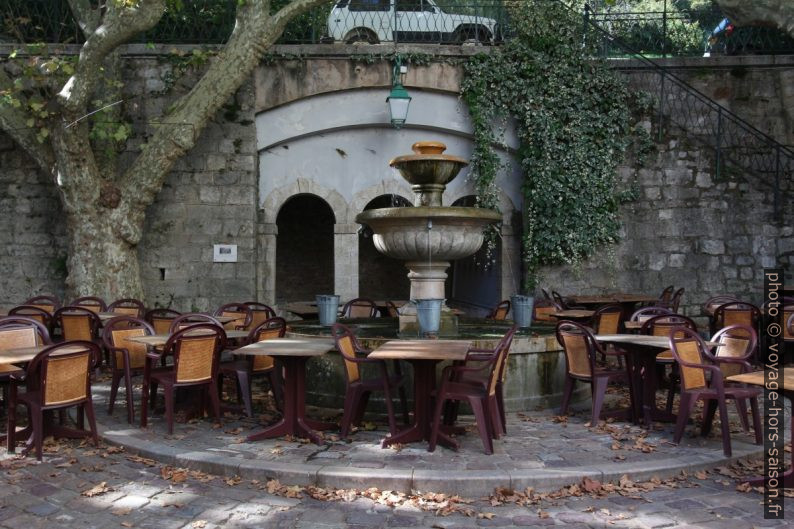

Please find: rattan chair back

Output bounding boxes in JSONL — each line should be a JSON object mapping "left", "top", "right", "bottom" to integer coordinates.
{"left": 331, "top": 323, "right": 366, "bottom": 383}
{"left": 713, "top": 301, "right": 760, "bottom": 330}
{"left": 165, "top": 324, "right": 225, "bottom": 384}
{"left": 102, "top": 316, "right": 154, "bottom": 371}
{"left": 341, "top": 298, "right": 378, "bottom": 318}
{"left": 28, "top": 341, "right": 99, "bottom": 407}
{"left": 249, "top": 317, "right": 287, "bottom": 372}
{"left": 0, "top": 316, "right": 51, "bottom": 346}
{"left": 108, "top": 298, "right": 146, "bottom": 318}
{"left": 592, "top": 304, "right": 623, "bottom": 334}
{"left": 8, "top": 305, "right": 53, "bottom": 330}
{"left": 23, "top": 295, "right": 61, "bottom": 315}
{"left": 214, "top": 303, "right": 253, "bottom": 330}
{"left": 711, "top": 324, "right": 756, "bottom": 378}
{"left": 169, "top": 313, "right": 222, "bottom": 333}
{"left": 71, "top": 296, "right": 107, "bottom": 313}
{"left": 488, "top": 300, "right": 511, "bottom": 321}
{"left": 556, "top": 321, "right": 597, "bottom": 379}
{"left": 145, "top": 308, "right": 182, "bottom": 335}
{"left": 54, "top": 306, "right": 100, "bottom": 342}
{"left": 668, "top": 328, "right": 709, "bottom": 391}
{"left": 243, "top": 302, "right": 276, "bottom": 329}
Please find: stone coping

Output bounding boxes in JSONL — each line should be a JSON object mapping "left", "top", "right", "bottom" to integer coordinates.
{"left": 92, "top": 383, "right": 764, "bottom": 496}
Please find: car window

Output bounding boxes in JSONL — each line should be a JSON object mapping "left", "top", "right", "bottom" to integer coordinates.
{"left": 396, "top": 0, "right": 423, "bottom": 12}
{"left": 349, "top": 0, "right": 390, "bottom": 11}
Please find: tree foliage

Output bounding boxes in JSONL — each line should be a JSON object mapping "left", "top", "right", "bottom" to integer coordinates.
{"left": 462, "top": 0, "right": 651, "bottom": 290}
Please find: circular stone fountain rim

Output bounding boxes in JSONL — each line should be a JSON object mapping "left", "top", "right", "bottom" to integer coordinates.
{"left": 389, "top": 153, "right": 469, "bottom": 166}
{"left": 356, "top": 206, "right": 502, "bottom": 222}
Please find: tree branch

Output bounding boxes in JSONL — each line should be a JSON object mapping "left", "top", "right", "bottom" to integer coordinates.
{"left": 67, "top": 0, "right": 101, "bottom": 37}
{"left": 58, "top": 0, "right": 165, "bottom": 115}
{"left": 118, "top": 0, "right": 328, "bottom": 235}
{"left": 0, "top": 68, "right": 56, "bottom": 176}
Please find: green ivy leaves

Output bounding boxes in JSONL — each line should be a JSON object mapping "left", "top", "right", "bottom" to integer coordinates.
{"left": 462, "top": 0, "right": 650, "bottom": 290}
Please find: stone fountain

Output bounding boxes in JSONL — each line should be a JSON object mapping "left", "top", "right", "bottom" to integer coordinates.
{"left": 355, "top": 141, "right": 501, "bottom": 333}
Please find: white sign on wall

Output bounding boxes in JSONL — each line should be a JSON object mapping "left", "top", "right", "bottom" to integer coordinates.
{"left": 213, "top": 244, "right": 238, "bottom": 263}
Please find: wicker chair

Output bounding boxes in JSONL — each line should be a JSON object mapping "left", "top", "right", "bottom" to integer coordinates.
{"left": 54, "top": 306, "right": 101, "bottom": 343}
{"left": 669, "top": 327, "right": 761, "bottom": 456}
{"left": 557, "top": 321, "right": 632, "bottom": 426}
{"left": 591, "top": 304, "right": 624, "bottom": 367}
{"left": 144, "top": 308, "right": 182, "bottom": 335}
{"left": 669, "top": 288, "right": 685, "bottom": 313}
{"left": 7, "top": 340, "right": 101, "bottom": 460}
{"left": 71, "top": 296, "right": 107, "bottom": 314}
{"left": 656, "top": 285, "right": 674, "bottom": 307}
{"left": 331, "top": 323, "right": 408, "bottom": 437}
{"left": 23, "top": 295, "right": 61, "bottom": 315}
{"left": 383, "top": 301, "right": 400, "bottom": 317}
{"left": 430, "top": 326, "right": 517, "bottom": 454}
{"left": 486, "top": 300, "right": 511, "bottom": 321}
{"left": 630, "top": 306, "right": 674, "bottom": 323}
{"left": 108, "top": 298, "right": 146, "bottom": 318}
{"left": 341, "top": 298, "right": 379, "bottom": 318}
{"left": 711, "top": 301, "right": 761, "bottom": 337}
{"left": 8, "top": 305, "right": 54, "bottom": 334}
{"left": 711, "top": 324, "right": 758, "bottom": 433}
{"left": 168, "top": 313, "right": 223, "bottom": 333}
{"left": 242, "top": 301, "right": 277, "bottom": 330}
{"left": 213, "top": 303, "right": 253, "bottom": 331}
{"left": 102, "top": 316, "right": 157, "bottom": 424}
{"left": 0, "top": 317, "right": 52, "bottom": 413}
{"left": 218, "top": 317, "right": 287, "bottom": 417}
{"left": 141, "top": 324, "right": 226, "bottom": 434}
{"left": 641, "top": 314, "right": 698, "bottom": 414}
{"left": 703, "top": 295, "right": 739, "bottom": 316}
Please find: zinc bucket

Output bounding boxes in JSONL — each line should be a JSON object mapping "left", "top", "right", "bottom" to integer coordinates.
{"left": 316, "top": 294, "right": 340, "bottom": 326}
{"left": 511, "top": 295, "right": 534, "bottom": 328}
{"left": 415, "top": 298, "right": 443, "bottom": 335}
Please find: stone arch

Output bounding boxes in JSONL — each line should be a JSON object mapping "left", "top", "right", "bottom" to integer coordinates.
{"left": 446, "top": 189, "right": 518, "bottom": 226}
{"left": 348, "top": 180, "right": 415, "bottom": 223}
{"left": 261, "top": 178, "right": 349, "bottom": 225}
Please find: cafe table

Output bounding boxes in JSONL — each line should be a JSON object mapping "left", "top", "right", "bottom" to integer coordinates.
{"left": 569, "top": 294, "right": 657, "bottom": 312}
{"left": 550, "top": 309, "right": 594, "bottom": 322}
{"left": 369, "top": 339, "right": 471, "bottom": 449}
{"left": 232, "top": 337, "right": 336, "bottom": 444}
{"left": 727, "top": 368, "right": 793, "bottom": 487}
{"left": 594, "top": 334, "right": 722, "bottom": 427}
{"left": 127, "top": 329, "right": 249, "bottom": 348}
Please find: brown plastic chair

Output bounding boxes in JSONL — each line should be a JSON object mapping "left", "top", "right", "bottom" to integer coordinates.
{"left": 341, "top": 298, "right": 379, "bottom": 318}
{"left": 711, "top": 301, "right": 761, "bottom": 337}
{"left": 429, "top": 326, "right": 517, "bottom": 454}
{"left": 102, "top": 316, "right": 156, "bottom": 424}
{"left": 54, "top": 306, "right": 102, "bottom": 344}
{"left": 630, "top": 306, "right": 673, "bottom": 323}
{"left": 141, "top": 324, "right": 226, "bottom": 434}
{"left": 383, "top": 301, "right": 400, "bottom": 317}
{"left": 331, "top": 323, "right": 408, "bottom": 437}
{"left": 243, "top": 301, "right": 276, "bottom": 330}
{"left": 557, "top": 321, "right": 632, "bottom": 426}
{"left": 540, "top": 288, "right": 552, "bottom": 301}
{"left": 7, "top": 340, "right": 101, "bottom": 460}
{"left": 0, "top": 317, "right": 52, "bottom": 412}
{"left": 703, "top": 295, "right": 739, "bottom": 316}
{"left": 8, "top": 305, "right": 54, "bottom": 334}
{"left": 711, "top": 324, "right": 758, "bottom": 433}
{"left": 669, "top": 327, "right": 761, "bottom": 456}
{"left": 669, "top": 288, "right": 685, "bottom": 313}
{"left": 71, "top": 296, "right": 107, "bottom": 313}
{"left": 657, "top": 285, "right": 674, "bottom": 307}
{"left": 533, "top": 298, "right": 563, "bottom": 322}
{"left": 23, "top": 295, "right": 61, "bottom": 315}
{"left": 218, "top": 317, "right": 287, "bottom": 417}
{"left": 442, "top": 326, "right": 518, "bottom": 437}
{"left": 591, "top": 304, "right": 624, "bottom": 367}
{"left": 168, "top": 313, "right": 223, "bottom": 333}
{"left": 145, "top": 308, "right": 182, "bottom": 335}
{"left": 641, "top": 314, "right": 698, "bottom": 414}
{"left": 108, "top": 298, "right": 146, "bottom": 318}
{"left": 213, "top": 303, "right": 253, "bottom": 331}
{"left": 487, "top": 300, "right": 511, "bottom": 321}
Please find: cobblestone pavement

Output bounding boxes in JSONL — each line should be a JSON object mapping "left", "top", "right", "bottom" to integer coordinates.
{"left": 0, "top": 438, "right": 790, "bottom": 529}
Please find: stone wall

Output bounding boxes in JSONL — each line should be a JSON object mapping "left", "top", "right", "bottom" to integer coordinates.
{"left": 0, "top": 46, "right": 791, "bottom": 314}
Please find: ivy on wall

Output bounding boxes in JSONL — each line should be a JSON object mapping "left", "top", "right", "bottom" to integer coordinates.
{"left": 462, "top": 0, "right": 651, "bottom": 290}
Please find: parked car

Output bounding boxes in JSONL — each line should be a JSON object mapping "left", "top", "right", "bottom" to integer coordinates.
{"left": 327, "top": 0, "right": 501, "bottom": 44}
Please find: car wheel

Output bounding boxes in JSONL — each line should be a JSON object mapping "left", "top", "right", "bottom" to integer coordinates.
{"left": 344, "top": 28, "right": 378, "bottom": 44}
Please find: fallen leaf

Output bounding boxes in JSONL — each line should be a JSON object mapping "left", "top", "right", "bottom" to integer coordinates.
{"left": 82, "top": 481, "right": 112, "bottom": 497}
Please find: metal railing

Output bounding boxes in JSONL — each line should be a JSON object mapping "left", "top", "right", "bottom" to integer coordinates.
{"left": 579, "top": 2, "right": 792, "bottom": 221}
{"left": 586, "top": 0, "right": 794, "bottom": 57}
{"left": 1, "top": 0, "right": 510, "bottom": 45}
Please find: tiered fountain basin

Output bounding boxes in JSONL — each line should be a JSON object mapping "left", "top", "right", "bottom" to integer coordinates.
{"left": 291, "top": 319, "right": 588, "bottom": 414}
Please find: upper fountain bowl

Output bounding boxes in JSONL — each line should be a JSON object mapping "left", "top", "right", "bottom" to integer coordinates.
{"left": 390, "top": 141, "right": 468, "bottom": 187}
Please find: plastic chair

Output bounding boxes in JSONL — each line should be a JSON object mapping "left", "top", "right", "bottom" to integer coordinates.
{"left": 532, "top": 298, "right": 562, "bottom": 322}
{"left": 0, "top": 317, "right": 52, "bottom": 412}
{"left": 669, "top": 288, "right": 685, "bottom": 313}
{"left": 7, "top": 341, "right": 101, "bottom": 460}
{"left": 641, "top": 314, "right": 698, "bottom": 414}
{"left": 711, "top": 324, "right": 758, "bottom": 433}
{"left": 168, "top": 313, "right": 223, "bottom": 333}
{"left": 23, "top": 295, "right": 61, "bottom": 315}
{"left": 218, "top": 317, "right": 287, "bottom": 417}
{"left": 144, "top": 308, "right": 182, "bottom": 335}
{"left": 71, "top": 296, "right": 107, "bottom": 314}
{"left": 242, "top": 301, "right": 277, "bottom": 330}
{"left": 557, "top": 320, "right": 632, "bottom": 426}
{"left": 383, "top": 301, "right": 400, "bottom": 317}
{"left": 102, "top": 316, "right": 157, "bottom": 423}
{"left": 108, "top": 298, "right": 146, "bottom": 318}
{"left": 486, "top": 300, "right": 511, "bottom": 321}
{"left": 591, "top": 304, "right": 624, "bottom": 367}
{"left": 630, "top": 306, "right": 673, "bottom": 323}
{"left": 54, "top": 306, "right": 102, "bottom": 345}
{"left": 331, "top": 323, "right": 408, "bottom": 437}
{"left": 213, "top": 303, "right": 253, "bottom": 331}
{"left": 8, "top": 305, "right": 54, "bottom": 335}
{"left": 141, "top": 324, "right": 226, "bottom": 434}
{"left": 657, "top": 285, "right": 674, "bottom": 307}
{"left": 429, "top": 326, "right": 517, "bottom": 454}
{"left": 711, "top": 301, "right": 761, "bottom": 337}
{"left": 341, "top": 298, "right": 379, "bottom": 318}
{"left": 703, "top": 295, "right": 739, "bottom": 316}
{"left": 669, "top": 327, "right": 761, "bottom": 456}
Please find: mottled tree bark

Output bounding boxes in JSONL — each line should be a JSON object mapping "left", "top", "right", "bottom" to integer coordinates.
{"left": 0, "top": 0, "right": 327, "bottom": 301}
{"left": 716, "top": 0, "right": 794, "bottom": 38}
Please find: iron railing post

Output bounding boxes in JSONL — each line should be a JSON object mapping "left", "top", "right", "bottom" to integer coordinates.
{"left": 715, "top": 106, "right": 723, "bottom": 180}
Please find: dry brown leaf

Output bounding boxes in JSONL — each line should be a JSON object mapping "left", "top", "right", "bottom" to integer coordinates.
{"left": 191, "top": 521, "right": 207, "bottom": 528}
{"left": 582, "top": 477, "right": 602, "bottom": 493}
{"left": 111, "top": 507, "right": 132, "bottom": 516}
{"left": 126, "top": 455, "right": 157, "bottom": 467}
{"left": 82, "top": 481, "right": 112, "bottom": 497}
{"left": 694, "top": 470, "right": 708, "bottom": 480}
{"left": 224, "top": 476, "right": 242, "bottom": 486}
{"left": 121, "top": 523, "right": 133, "bottom": 528}
{"left": 56, "top": 458, "right": 78, "bottom": 468}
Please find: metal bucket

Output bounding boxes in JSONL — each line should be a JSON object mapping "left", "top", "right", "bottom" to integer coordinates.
{"left": 415, "top": 298, "right": 443, "bottom": 335}
{"left": 511, "top": 295, "right": 535, "bottom": 328}
{"left": 316, "top": 294, "right": 340, "bottom": 326}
